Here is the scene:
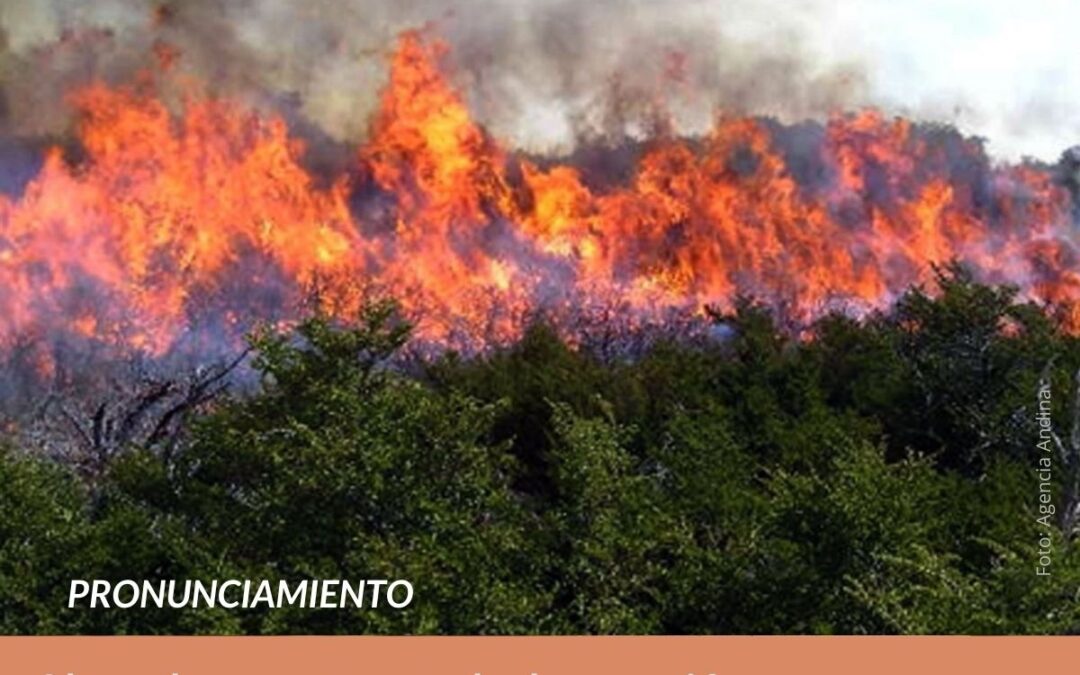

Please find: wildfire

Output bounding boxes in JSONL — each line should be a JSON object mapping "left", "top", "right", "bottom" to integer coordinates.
{"left": 0, "top": 29, "right": 1077, "bottom": 362}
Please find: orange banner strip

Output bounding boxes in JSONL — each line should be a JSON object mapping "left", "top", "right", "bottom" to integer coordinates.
{"left": 1, "top": 636, "right": 1073, "bottom": 675}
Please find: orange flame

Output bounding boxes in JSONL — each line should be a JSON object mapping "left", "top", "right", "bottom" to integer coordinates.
{"left": 0, "top": 29, "right": 1077, "bottom": 362}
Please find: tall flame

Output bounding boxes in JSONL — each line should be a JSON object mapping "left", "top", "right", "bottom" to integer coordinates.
{"left": 1, "top": 29, "right": 1078, "bottom": 364}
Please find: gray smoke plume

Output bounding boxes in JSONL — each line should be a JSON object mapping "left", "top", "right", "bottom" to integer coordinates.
{"left": 0, "top": 0, "right": 871, "bottom": 151}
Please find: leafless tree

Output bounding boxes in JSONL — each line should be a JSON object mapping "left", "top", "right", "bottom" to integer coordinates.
{"left": 24, "top": 349, "right": 249, "bottom": 481}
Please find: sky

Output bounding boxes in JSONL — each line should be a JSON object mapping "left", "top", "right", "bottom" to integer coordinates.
{"left": 806, "top": 0, "right": 1080, "bottom": 161}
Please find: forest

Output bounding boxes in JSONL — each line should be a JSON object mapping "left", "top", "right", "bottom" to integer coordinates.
{"left": 2, "top": 264, "right": 1080, "bottom": 635}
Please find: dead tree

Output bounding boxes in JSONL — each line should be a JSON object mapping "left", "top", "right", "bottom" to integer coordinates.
{"left": 27, "top": 349, "right": 249, "bottom": 481}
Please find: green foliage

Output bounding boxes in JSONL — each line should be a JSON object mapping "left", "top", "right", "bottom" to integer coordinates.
{"left": 539, "top": 404, "right": 679, "bottom": 633}
{"left": 763, "top": 441, "right": 943, "bottom": 632}
{"left": 2, "top": 268, "right": 1079, "bottom": 635}
{"left": 0, "top": 443, "right": 93, "bottom": 633}
{"left": 868, "top": 263, "right": 1058, "bottom": 472}
{"left": 169, "top": 305, "right": 543, "bottom": 634}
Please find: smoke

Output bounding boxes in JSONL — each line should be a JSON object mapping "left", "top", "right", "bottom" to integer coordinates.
{"left": 0, "top": 0, "right": 871, "bottom": 151}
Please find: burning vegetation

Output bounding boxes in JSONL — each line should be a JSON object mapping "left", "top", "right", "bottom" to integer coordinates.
{"left": 0, "top": 28, "right": 1077, "bottom": 374}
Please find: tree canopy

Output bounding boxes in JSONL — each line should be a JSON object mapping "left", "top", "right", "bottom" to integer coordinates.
{"left": 2, "top": 268, "right": 1079, "bottom": 634}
